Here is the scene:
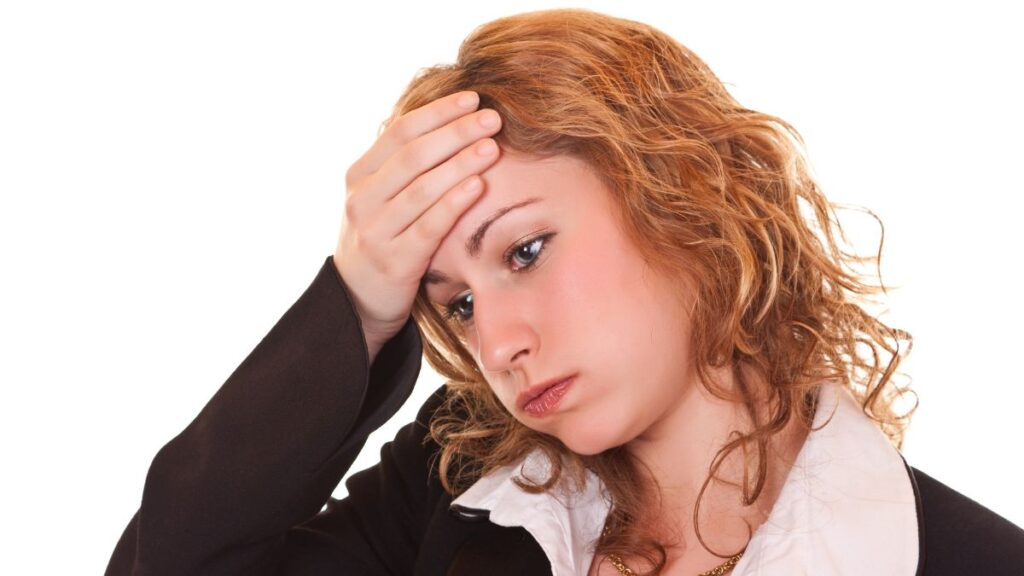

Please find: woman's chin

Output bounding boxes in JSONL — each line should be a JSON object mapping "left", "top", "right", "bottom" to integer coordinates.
{"left": 555, "top": 427, "right": 621, "bottom": 457}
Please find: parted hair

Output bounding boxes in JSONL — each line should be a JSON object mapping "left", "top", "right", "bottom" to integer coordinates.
{"left": 387, "top": 8, "right": 915, "bottom": 574}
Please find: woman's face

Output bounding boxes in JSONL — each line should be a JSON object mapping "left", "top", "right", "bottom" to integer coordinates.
{"left": 424, "top": 151, "right": 699, "bottom": 455}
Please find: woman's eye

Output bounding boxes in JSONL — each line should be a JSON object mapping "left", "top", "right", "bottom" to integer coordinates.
{"left": 442, "top": 233, "right": 554, "bottom": 326}
{"left": 444, "top": 293, "right": 474, "bottom": 325}
{"left": 508, "top": 236, "right": 546, "bottom": 270}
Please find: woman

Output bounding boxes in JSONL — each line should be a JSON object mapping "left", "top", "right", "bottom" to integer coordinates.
{"left": 105, "top": 8, "right": 1024, "bottom": 576}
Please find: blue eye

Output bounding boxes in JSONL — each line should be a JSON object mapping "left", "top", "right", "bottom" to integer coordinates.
{"left": 442, "top": 233, "right": 554, "bottom": 326}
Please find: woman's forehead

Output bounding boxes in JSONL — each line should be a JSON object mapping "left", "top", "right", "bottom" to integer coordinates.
{"left": 424, "top": 153, "right": 610, "bottom": 284}
{"left": 480, "top": 151, "right": 592, "bottom": 195}
{"left": 473, "top": 152, "right": 605, "bottom": 215}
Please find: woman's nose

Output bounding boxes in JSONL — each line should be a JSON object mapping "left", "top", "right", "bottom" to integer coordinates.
{"left": 473, "top": 293, "right": 539, "bottom": 375}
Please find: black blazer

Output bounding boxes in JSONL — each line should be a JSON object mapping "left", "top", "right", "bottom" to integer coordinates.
{"left": 105, "top": 256, "right": 1024, "bottom": 575}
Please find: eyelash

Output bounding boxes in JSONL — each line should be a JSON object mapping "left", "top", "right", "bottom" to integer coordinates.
{"left": 442, "top": 232, "right": 555, "bottom": 326}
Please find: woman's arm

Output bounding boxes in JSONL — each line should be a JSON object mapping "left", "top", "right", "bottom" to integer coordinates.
{"left": 104, "top": 255, "right": 425, "bottom": 575}
{"left": 274, "top": 382, "right": 449, "bottom": 574}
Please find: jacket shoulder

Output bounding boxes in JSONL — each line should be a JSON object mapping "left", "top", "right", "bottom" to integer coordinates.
{"left": 910, "top": 466, "right": 1024, "bottom": 575}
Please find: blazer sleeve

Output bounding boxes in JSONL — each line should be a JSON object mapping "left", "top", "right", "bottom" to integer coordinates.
{"left": 104, "top": 255, "right": 429, "bottom": 575}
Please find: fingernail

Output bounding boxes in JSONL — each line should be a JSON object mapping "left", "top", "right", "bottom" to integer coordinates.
{"left": 458, "top": 92, "right": 479, "bottom": 109}
{"left": 476, "top": 139, "right": 497, "bottom": 155}
{"left": 479, "top": 110, "right": 499, "bottom": 128}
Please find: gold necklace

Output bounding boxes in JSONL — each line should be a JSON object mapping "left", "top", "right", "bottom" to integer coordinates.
{"left": 602, "top": 526, "right": 745, "bottom": 576}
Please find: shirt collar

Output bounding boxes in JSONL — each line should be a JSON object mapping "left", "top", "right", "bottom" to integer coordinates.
{"left": 450, "top": 381, "right": 920, "bottom": 575}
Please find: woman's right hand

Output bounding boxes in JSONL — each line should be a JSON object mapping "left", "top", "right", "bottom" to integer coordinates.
{"left": 333, "top": 91, "right": 503, "bottom": 364}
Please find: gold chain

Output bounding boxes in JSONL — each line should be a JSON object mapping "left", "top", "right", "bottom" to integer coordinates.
{"left": 602, "top": 526, "right": 744, "bottom": 576}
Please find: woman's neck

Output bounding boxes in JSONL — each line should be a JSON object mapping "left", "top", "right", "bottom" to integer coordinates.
{"left": 624, "top": 363, "right": 811, "bottom": 560}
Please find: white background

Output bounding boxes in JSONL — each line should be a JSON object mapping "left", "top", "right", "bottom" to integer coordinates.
{"left": 2, "top": 1, "right": 1021, "bottom": 572}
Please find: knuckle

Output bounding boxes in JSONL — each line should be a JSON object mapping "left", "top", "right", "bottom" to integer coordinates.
{"left": 344, "top": 166, "right": 357, "bottom": 190}
{"left": 344, "top": 195, "right": 361, "bottom": 224}
{"left": 404, "top": 178, "right": 427, "bottom": 203}
{"left": 398, "top": 141, "right": 428, "bottom": 170}
{"left": 412, "top": 216, "right": 439, "bottom": 243}
{"left": 388, "top": 115, "right": 412, "bottom": 143}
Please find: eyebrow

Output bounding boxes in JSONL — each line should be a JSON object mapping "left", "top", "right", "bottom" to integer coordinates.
{"left": 422, "top": 197, "right": 542, "bottom": 287}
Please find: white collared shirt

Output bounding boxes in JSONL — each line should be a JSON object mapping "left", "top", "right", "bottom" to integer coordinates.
{"left": 450, "top": 381, "right": 920, "bottom": 575}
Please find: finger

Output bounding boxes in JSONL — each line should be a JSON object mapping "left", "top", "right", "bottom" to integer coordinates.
{"left": 381, "top": 137, "right": 500, "bottom": 240}
{"left": 393, "top": 173, "right": 487, "bottom": 273}
{"left": 362, "top": 107, "right": 502, "bottom": 206}
{"left": 347, "top": 90, "right": 480, "bottom": 184}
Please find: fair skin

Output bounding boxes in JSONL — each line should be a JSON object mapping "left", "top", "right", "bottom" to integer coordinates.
{"left": 423, "top": 149, "right": 810, "bottom": 575}
{"left": 332, "top": 89, "right": 805, "bottom": 573}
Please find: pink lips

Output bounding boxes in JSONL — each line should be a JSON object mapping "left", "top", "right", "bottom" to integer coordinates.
{"left": 520, "top": 376, "right": 575, "bottom": 417}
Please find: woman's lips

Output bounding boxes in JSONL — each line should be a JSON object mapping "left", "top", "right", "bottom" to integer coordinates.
{"left": 521, "top": 377, "right": 575, "bottom": 417}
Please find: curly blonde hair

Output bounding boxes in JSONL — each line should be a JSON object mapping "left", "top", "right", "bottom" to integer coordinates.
{"left": 388, "top": 8, "right": 916, "bottom": 574}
